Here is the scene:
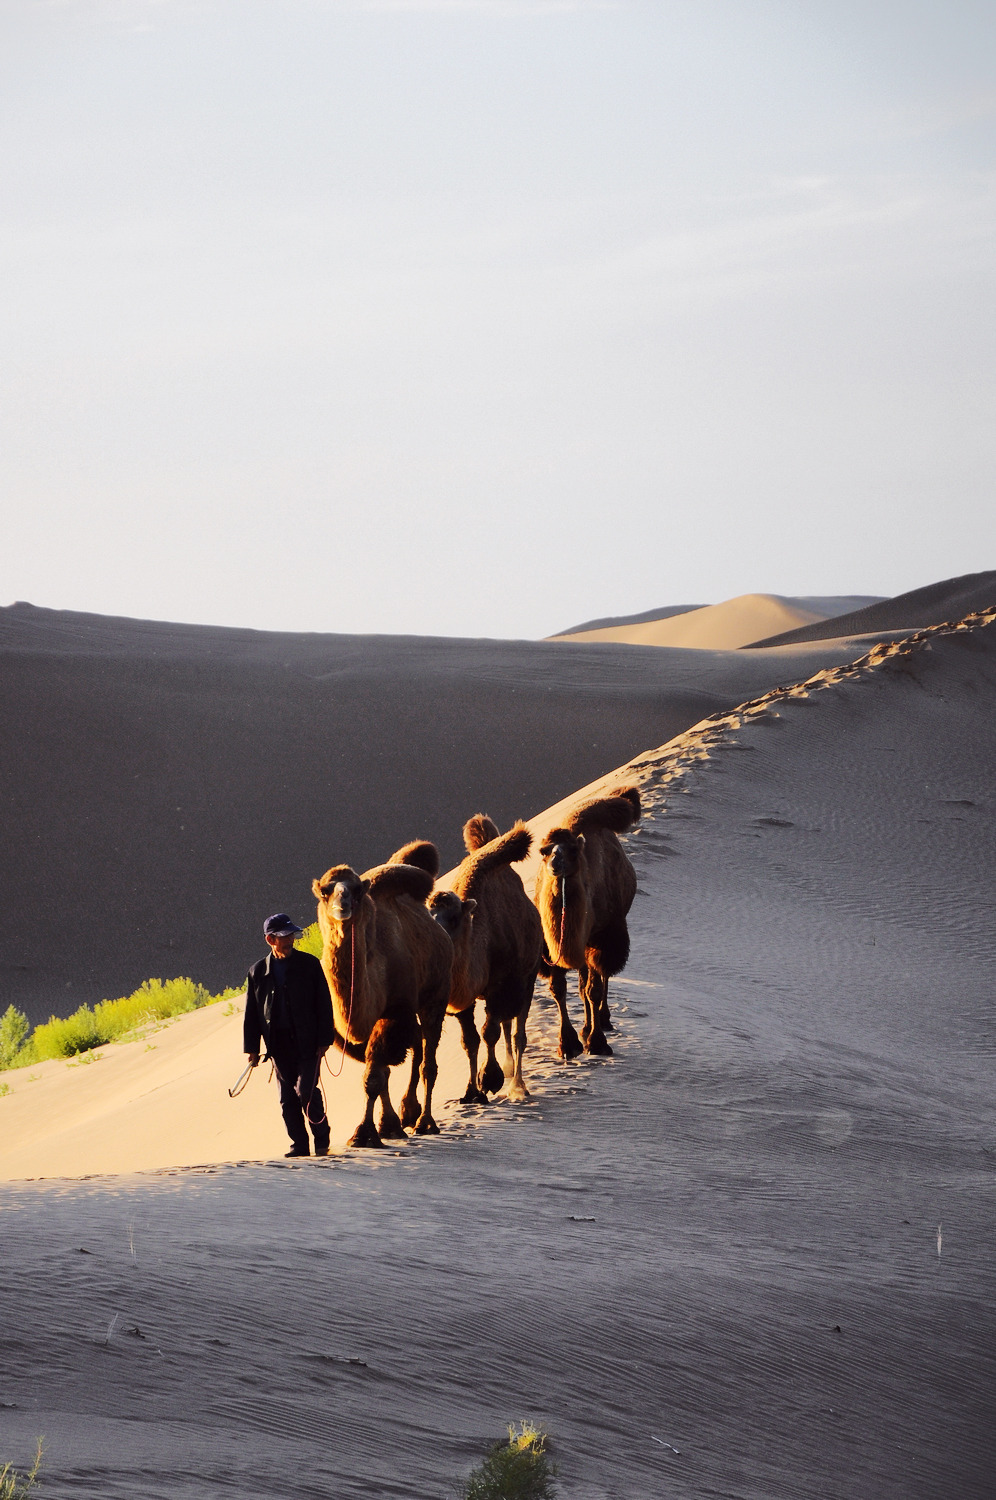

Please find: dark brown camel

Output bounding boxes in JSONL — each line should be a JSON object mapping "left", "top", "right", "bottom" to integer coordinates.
{"left": 312, "top": 852, "right": 452, "bottom": 1148}
{"left": 534, "top": 786, "right": 640, "bottom": 1059}
{"left": 426, "top": 815, "right": 543, "bottom": 1103}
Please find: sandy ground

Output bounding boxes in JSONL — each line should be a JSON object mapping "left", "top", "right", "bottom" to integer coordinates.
{"left": 2, "top": 609, "right": 994, "bottom": 1497}
{"left": 1, "top": 600, "right": 900, "bottom": 1024}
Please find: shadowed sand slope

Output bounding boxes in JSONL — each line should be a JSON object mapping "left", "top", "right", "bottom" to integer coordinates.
{"left": 0, "top": 602, "right": 877, "bottom": 1023}
{"left": 547, "top": 593, "right": 872, "bottom": 649}
{"left": 1, "top": 611, "right": 994, "bottom": 1498}
{"left": 745, "top": 569, "right": 996, "bottom": 647}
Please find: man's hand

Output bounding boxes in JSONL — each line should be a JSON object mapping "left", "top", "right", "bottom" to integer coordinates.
{"left": 248, "top": 1052, "right": 260, "bottom": 1067}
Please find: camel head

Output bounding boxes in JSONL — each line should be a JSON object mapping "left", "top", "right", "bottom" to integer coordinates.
{"left": 313, "top": 865, "right": 370, "bottom": 924}
{"left": 539, "top": 828, "right": 585, "bottom": 880}
{"left": 427, "top": 890, "right": 476, "bottom": 940}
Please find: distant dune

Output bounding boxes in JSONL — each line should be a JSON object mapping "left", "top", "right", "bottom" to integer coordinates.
{"left": 745, "top": 569, "right": 996, "bottom": 647}
{"left": 553, "top": 602, "right": 705, "bottom": 634}
{"left": 548, "top": 592, "right": 883, "bottom": 650}
{"left": 0, "top": 601, "right": 875, "bottom": 1023}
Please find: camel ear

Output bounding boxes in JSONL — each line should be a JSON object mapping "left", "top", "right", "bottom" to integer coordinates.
{"left": 576, "top": 833, "right": 585, "bottom": 848}
{"left": 463, "top": 899, "right": 477, "bottom": 915}
{"left": 311, "top": 878, "right": 324, "bottom": 898}
{"left": 359, "top": 879, "right": 371, "bottom": 896}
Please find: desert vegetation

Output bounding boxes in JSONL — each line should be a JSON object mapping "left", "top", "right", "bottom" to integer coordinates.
{"left": 0, "top": 1440, "right": 43, "bottom": 1498}
{"left": 459, "top": 1423, "right": 556, "bottom": 1500}
{"left": 0, "top": 976, "right": 240, "bottom": 1072}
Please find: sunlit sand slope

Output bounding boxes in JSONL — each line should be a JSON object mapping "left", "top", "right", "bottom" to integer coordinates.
{"left": 549, "top": 592, "right": 827, "bottom": 648}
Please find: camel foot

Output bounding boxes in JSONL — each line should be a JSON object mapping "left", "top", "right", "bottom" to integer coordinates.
{"left": 348, "top": 1121, "right": 384, "bottom": 1149}
{"left": 400, "top": 1098, "right": 420, "bottom": 1129}
{"left": 379, "top": 1114, "right": 408, "bottom": 1141}
{"left": 584, "top": 1032, "right": 613, "bottom": 1057}
{"left": 558, "top": 1028, "right": 584, "bottom": 1061}
{"left": 507, "top": 1081, "right": 530, "bottom": 1103}
{"left": 599, "top": 1014, "right": 614, "bottom": 1032}
{"left": 415, "top": 1113, "right": 441, "bottom": 1136}
{"left": 460, "top": 1086, "right": 489, "bottom": 1106}
{"left": 479, "top": 1058, "right": 505, "bottom": 1095}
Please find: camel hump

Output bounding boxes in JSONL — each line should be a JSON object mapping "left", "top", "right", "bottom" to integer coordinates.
{"left": 389, "top": 839, "right": 440, "bottom": 879}
{"left": 463, "top": 813, "right": 501, "bottom": 851}
{"left": 462, "top": 820, "right": 533, "bottom": 892}
{"left": 617, "top": 785, "right": 642, "bottom": 819}
{"left": 363, "top": 861, "right": 435, "bottom": 903}
{"left": 568, "top": 789, "right": 641, "bottom": 835}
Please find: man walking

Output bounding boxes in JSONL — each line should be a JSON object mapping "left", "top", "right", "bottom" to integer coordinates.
{"left": 244, "top": 913, "right": 336, "bottom": 1158}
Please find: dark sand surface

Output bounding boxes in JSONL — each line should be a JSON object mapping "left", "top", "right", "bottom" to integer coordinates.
{"left": 745, "top": 569, "right": 996, "bottom": 648}
{"left": 2, "top": 614, "right": 994, "bottom": 1498}
{"left": 2, "top": 602, "right": 878, "bottom": 1024}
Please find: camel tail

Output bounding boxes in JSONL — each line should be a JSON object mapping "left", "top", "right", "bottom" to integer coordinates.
{"left": 389, "top": 839, "right": 440, "bottom": 879}
{"left": 363, "top": 861, "right": 435, "bottom": 903}
{"left": 463, "top": 813, "right": 502, "bottom": 851}
{"left": 568, "top": 788, "right": 641, "bottom": 835}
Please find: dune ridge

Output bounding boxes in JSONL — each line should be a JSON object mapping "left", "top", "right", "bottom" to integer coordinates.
{"left": 549, "top": 592, "right": 830, "bottom": 649}
{"left": 745, "top": 568, "right": 996, "bottom": 648}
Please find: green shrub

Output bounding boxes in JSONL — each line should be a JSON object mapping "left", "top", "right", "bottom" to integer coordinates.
{"left": 460, "top": 1423, "right": 557, "bottom": 1500}
{"left": 19, "top": 977, "right": 231, "bottom": 1065}
{"left": 295, "top": 922, "right": 323, "bottom": 959}
{"left": 0, "top": 1439, "right": 42, "bottom": 1497}
{"left": 0, "top": 1006, "right": 29, "bottom": 1070}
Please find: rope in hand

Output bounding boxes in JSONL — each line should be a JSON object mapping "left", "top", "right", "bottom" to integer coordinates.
{"left": 324, "top": 919, "right": 355, "bottom": 1081}
{"left": 228, "top": 1058, "right": 256, "bottom": 1098}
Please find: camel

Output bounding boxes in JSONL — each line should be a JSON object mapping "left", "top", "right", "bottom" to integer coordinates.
{"left": 312, "top": 849, "right": 452, "bottom": 1148}
{"left": 425, "top": 815, "right": 543, "bottom": 1104}
{"left": 534, "top": 786, "right": 640, "bottom": 1060}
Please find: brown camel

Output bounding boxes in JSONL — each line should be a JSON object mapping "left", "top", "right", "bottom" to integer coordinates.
{"left": 534, "top": 786, "right": 640, "bottom": 1059}
{"left": 426, "top": 815, "right": 543, "bottom": 1104}
{"left": 312, "top": 850, "right": 452, "bottom": 1148}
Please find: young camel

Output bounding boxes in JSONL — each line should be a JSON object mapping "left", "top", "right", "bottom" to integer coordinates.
{"left": 534, "top": 787, "right": 640, "bottom": 1060}
{"left": 312, "top": 853, "right": 452, "bottom": 1148}
{"left": 426, "top": 816, "right": 543, "bottom": 1104}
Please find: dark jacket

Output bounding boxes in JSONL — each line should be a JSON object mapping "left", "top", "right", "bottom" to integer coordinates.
{"left": 244, "top": 949, "right": 336, "bottom": 1058}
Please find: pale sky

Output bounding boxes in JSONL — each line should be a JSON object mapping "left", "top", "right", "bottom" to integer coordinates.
{"left": 2, "top": 0, "right": 994, "bottom": 638}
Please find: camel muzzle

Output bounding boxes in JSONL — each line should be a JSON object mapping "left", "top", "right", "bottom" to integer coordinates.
{"left": 328, "top": 882, "right": 355, "bottom": 921}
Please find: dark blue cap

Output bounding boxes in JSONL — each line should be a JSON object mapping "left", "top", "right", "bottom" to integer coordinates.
{"left": 263, "top": 913, "right": 303, "bottom": 938}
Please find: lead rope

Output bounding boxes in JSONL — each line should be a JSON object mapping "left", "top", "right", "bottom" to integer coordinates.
{"left": 550, "top": 876, "right": 567, "bottom": 963}
{"left": 324, "top": 920, "right": 355, "bottom": 1081}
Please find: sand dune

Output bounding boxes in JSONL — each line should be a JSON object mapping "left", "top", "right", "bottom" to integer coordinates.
{"left": 745, "top": 568, "right": 996, "bottom": 647}
{"left": 0, "top": 600, "right": 883, "bottom": 1025}
{"left": 548, "top": 592, "right": 842, "bottom": 649}
{"left": 2, "top": 607, "right": 994, "bottom": 1498}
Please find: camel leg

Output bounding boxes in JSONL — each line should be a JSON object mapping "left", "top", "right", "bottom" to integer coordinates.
{"left": 351, "top": 1018, "right": 408, "bottom": 1146}
{"left": 455, "top": 1006, "right": 488, "bottom": 1105}
{"left": 505, "top": 996, "right": 531, "bottom": 1102}
{"left": 597, "top": 977, "right": 614, "bottom": 1033}
{"left": 581, "top": 968, "right": 613, "bottom": 1057}
{"left": 415, "top": 1010, "right": 444, "bottom": 1135}
{"left": 547, "top": 966, "right": 582, "bottom": 1060}
{"left": 478, "top": 1011, "right": 505, "bottom": 1095}
{"left": 501, "top": 1018, "right": 514, "bottom": 1078}
{"left": 400, "top": 1023, "right": 423, "bottom": 1130}
{"left": 350, "top": 1054, "right": 386, "bottom": 1149}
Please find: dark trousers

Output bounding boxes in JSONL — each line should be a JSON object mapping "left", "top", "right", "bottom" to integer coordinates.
{"left": 270, "top": 1041, "right": 330, "bottom": 1152}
